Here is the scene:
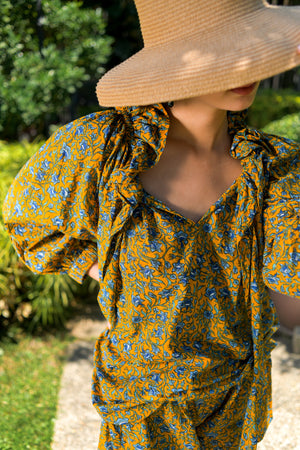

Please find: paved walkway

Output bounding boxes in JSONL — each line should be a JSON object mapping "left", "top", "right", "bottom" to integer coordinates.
{"left": 51, "top": 308, "right": 300, "bottom": 450}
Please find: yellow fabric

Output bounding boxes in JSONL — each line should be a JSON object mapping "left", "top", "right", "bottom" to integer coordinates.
{"left": 3, "top": 104, "right": 300, "bottom": 449}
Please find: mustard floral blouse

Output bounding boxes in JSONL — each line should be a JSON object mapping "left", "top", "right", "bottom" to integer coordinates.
{"left": 3, "top": 104, "right": 300, "bottom": 450}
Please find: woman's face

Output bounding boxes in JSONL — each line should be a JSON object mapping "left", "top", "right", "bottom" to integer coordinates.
{"left": 175, "top": 81, "right": 260, "bottom": 112}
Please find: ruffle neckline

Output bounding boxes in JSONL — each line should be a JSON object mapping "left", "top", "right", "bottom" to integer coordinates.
{"left": 97, "top": 103, "right": 270, "bottom": 280}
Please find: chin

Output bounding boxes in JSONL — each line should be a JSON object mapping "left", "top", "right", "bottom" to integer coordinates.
{"left": 227, "top": 96, "right": 257, "bottom": 111}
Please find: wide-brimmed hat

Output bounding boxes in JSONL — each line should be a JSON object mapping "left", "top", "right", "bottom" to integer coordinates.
{"left": 96, "top": 0, "right": 300, "bottom": 107}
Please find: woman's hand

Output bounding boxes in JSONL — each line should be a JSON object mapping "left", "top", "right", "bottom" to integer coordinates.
{"left": 87, "top": 260, "right": 99, "bottom": 281}
{"left": 87, "top": 261, "right": 111, "bottom": 329}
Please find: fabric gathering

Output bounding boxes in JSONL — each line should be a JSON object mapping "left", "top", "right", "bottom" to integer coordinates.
{"left": 3, "top": 104, "right": 300, "bottom": 449}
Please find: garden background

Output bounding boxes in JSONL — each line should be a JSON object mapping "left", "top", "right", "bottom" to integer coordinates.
{"left": 0, "top": 1, "right": 299, "bottom": 449}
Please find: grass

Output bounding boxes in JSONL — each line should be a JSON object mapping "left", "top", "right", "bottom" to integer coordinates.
{"left": 0, "top": 332, "right": 72, "bottom": 450}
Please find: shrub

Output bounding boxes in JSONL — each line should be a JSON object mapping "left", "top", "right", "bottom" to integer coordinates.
{"left": 0, "top": 0, "right": 112, "bottom": 141}
{"left": 0, "top": 141, "right": 98, "bottom": 334}
{"left": 248, "top": 89, "right": 300, "bottom": 129}
{"left": 263, "top": 112, "right": 300, "bottom": 142}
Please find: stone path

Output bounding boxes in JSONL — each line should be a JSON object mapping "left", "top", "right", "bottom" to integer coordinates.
{"left": 51, "top": 309, "right": 300, "bottom": 450}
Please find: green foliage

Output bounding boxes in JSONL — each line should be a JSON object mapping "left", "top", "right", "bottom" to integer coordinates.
{"left": 263, "top": 112, "right": 300, "bottom": 142}
{"left": 248, "top": 89, "right": 300, "bottom": 129}
{"left": 0, "top": 141, "right": 98, "bottom": 334}
{"left": 0, "top": 0, "right": 112, "bottom": 140}
{"left": 0, "top": 333, "right": 71, "bottom": 449}
{"left": 97, "top": 0, "right": 143, "bottom": 68}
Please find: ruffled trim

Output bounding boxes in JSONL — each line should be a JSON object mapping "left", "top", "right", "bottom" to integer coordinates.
{"left": 96, "top": 104, "right": 169, "bottom": 279}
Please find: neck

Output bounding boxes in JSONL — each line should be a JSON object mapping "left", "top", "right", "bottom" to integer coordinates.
{"left": 167, "top": 98, "right": 232, "bottom": 157}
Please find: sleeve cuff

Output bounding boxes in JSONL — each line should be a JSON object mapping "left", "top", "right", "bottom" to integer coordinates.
{"left": 67, "top": 242, "right": 98, "bottom": 284}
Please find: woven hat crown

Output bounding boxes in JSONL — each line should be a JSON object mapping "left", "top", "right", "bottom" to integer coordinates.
{"left": 136, "top": 0, "right": 267, "bottom": 47}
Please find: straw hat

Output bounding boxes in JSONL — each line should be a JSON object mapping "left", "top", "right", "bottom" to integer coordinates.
{"left": 96, "top": 0, "right": 300, "bottom": 107}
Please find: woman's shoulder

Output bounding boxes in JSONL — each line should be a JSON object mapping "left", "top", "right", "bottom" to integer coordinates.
{"left": 258, "top": 128, "right": 300, "bottom": 160}
{"left": 256, "top": 129, "right": 300, "bottom": 199}
{"left": 49, "top": 109, "right": 118, "bottom": 152}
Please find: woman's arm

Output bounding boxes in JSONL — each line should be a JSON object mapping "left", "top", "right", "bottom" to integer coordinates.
{"left": 3, "top": 116, "right": 104, "bottom": 284}
{"left": 268, "top": 288, "right": 300, "bottom": 330}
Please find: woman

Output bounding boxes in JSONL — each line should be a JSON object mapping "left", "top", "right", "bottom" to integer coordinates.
{"left": 3, "top": 1, "right": 300, "bottom": 449}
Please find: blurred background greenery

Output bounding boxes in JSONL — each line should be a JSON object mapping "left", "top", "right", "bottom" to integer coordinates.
{"left": 0, "top": 0, "right": 299, "bottom": 335}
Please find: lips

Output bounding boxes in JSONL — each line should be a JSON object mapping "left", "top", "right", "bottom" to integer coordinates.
{"left": 230, "top": 83, "right": 257, "bottom": 95}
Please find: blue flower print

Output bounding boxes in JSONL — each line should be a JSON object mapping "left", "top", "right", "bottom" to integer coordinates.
{"left": 29, "top": 200, "right": 38, "bottom": 212}
{"left": 51, "top": 173, "right": 60, "bottom": 184}
{"left": 172, "top": 351, "right": 182, "bottom": 359}
{"left": 156, "top": 312, "right": 168, "bottom": 323}
{"left": 193, "top": 341, "right": 203, "bottom": 351}
{"left": 132, "top": 296, "right": 143, "bottom": 306}
{"left": 175, "top": 366, "right": 185, "bottom": 376}
{"left": 203, "top": 223, "right": 213, "bottom": 233}
{"left": 146, "top": 386, "right": 160, "bottom": 396}
{"left": 35, "top": 170, "right": 46, "bottom": 182}
{"left": 60, "top": 187, "right": 70, "bottom": 200}
{"left": 148, "top": 239, "right": 162, "bottom": 252}
{"left": 80, "top": 139, "right": 89, "bottom": 152}
{"left": 60, "top": 143, "right": 71, "bottom": 160}
{"left": 14, "top": 225, "right": 25, "bottom": 235}
{"left": 151, "top": 372, "right": 161, "bottom": 382}
{"left": 52, "top": 217, "right": 64, "bottom": 227}
{"left": 140, "top": 266, "right": 155, "bottom": 277}
{"left": 35, "top": 263, "right": 44, "bottom": 272}
{"left": 175, "top": 321, "right": 185, "bottom": 335}
{"left": 195, "top": 253, "right": 205, "bottom": 266}
{"left": 41, "top": 159, "right": 50, "bottom": 170}
{"left": 181, "top": 298, "right": 193, "bottom": 309}
{"left": 151, "top": 344, "right": 160, "bottom": 355}
{"left": 172, "top": 262, "right": 185, "bottom": 273}
{"left": 265, "top": 274, "right": 280, "bottom": 285}
{"left": 189, "top": 370, "right": 199, "bottom": 381}
{"left": 154, "top": 327, "right": 164, "bottom": 338}
{"left": 47, "top": 186, "right": 57, "bottom": 198}
{"left": 206, "top": 287, "right": 217, "bottom": 300}
{"left": 111, "top": 335, "right": 119, "bottom": 346}
{"left": 132, "top": 315, "right": 142, "bottom": 324}
{"left": 92, "top": 394, "right": 101, "bottom": 404}
{"left": 280, "top": 264, "right": 293, "bottom": 276}
{"left": 210, "top": 262, "right": 221, "bottom": 272}
{"left": 204, "top": 309, "right": 214, "bottom": 320}
{"left": 220, "top": 287, "right": 230, "bottom": 298}
{"left": 250, "top": 281, "right": 259, "bottom": 293}
{"left": 160, "top": 288, "right": 172, "bottom": 298}
{"left": 141, "top": 349, "right": 153, "bottom": 361}
{"left": 79, "top": 209, "right": 87, "bottom": 219}
{"left": 291, "top": 248, "right": 299, "bottom": 264}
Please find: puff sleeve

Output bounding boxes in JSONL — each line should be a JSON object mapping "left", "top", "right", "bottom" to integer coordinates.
{"left": 262, "top": 170, "right": 300, "bottom": 298}
{"left": 2, "top": 114, "right": 107, "bottom": 284}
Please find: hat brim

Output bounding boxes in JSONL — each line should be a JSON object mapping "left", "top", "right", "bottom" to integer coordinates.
{"left": 96, "top": 5, "right": 300, "bottom": 107}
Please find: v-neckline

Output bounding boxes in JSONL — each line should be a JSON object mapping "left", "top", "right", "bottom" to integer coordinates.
{"left": 142, "top": 170, "right": 243, "bottom": 227}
